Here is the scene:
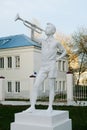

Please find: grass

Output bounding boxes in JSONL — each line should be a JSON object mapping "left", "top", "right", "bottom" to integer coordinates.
{"left": 0, "top": 104, "right": 87, "bottom": 130}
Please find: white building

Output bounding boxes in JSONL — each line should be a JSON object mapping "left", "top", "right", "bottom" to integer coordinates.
{"left": 0, "top": 34, "right": 68, "bottom": 100}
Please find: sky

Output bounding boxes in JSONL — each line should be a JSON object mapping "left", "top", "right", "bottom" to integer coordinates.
{"left": 0, "top": 0, "right": 87, "bottom": 38}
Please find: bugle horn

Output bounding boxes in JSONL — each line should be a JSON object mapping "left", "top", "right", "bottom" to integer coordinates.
{"left": 15, "top": 14, "right": 44, "bottom": 34}
{"left": 15, "top": 14, "right": 24, "bottom": 22}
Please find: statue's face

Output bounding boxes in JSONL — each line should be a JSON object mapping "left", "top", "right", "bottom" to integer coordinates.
{"left": 45, "top": 25, "right": 54, "bottom": 36}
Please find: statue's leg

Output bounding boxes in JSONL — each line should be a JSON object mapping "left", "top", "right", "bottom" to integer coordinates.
{"left": 23, "top": 71, "right": 47, "bottom": 113}
{"left": 47, "top": 78, "right": 55, "bottom": 113}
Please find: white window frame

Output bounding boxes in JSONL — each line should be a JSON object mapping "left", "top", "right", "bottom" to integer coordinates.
{"left": 15, "top": 56, "right": 20, "bottom": 68}
{"left": 63, "top": 81, "right": 66, "bottom": 91}
{"left": 59, "top": 81, "right": 62, "bottom": 91}
{"left": 62, "top": 61, "right": 66, "bottom": 71}
{"left": 7, "top": 81, "right": 12, "bottom": 92}
{"left": 0, "top": 57, "right": 4, "bottom": 68}
{"left": 7, "top": 56, "right": 12, "bottom": 68}
{"left": 42, "top": 82, "right": 46, "bottom": 93}
{"left": 58, "top": 60, "right": 61, "bottom": 71}
{"left": 55, "top": 81, "right": 58, "bottom": 92}
{"left": 15, "top": 81, "right": 20, "bottom": 92}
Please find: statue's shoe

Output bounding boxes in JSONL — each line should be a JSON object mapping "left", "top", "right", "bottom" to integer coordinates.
{"left": 46, "top": 107, "right": 53, "bottom": 113}
{"left": 22, "top": 107, "right": 35, "bottom": 113}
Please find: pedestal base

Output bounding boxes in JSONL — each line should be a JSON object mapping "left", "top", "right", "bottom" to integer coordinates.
{"left": 11, "top": 110, "right": 72, "bottom": 130}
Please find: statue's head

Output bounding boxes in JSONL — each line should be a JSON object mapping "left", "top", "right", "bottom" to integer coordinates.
{"left": 45, "top": 23, "right": 56, "bottom": 36}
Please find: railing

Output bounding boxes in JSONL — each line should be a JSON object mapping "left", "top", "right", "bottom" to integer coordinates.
{"left": 73, "top": 85, "right": 87, "bottom": 101}
{"left": 54, "top": 85, "right": 87, "bottom": 103}
{"left": 54, "top": 90, "right": 67, "bottom": 102}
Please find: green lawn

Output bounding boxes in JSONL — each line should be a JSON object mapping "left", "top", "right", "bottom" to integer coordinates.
{"left": 0, "top": 104, "right": 87, "bottom": 130}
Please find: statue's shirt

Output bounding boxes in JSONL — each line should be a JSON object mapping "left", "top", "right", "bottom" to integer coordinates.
{"left": 41, "top": 37, "right": 58, "bottom": 66}
{"left": 37, "top": 36, "right": 65, "bottom": 78}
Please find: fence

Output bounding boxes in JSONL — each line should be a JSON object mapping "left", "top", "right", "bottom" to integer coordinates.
{"left": 54, "top": 85, "right": 87, "bottom": 102}
{"left": 73, "top": 85, "right": 87, "bottom": 101}
{"left": 54, "top": 90, "right": 67, "bottom": 102}
{"left": 0, "top": 74, "right": 87, "bottom": 105}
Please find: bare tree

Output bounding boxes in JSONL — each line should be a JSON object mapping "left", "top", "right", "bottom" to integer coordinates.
{"left": 55, "top": 32, "right": 79, "bottom": 72}
{"left": 71, "top": 28, "right": 87, "bottom": 85}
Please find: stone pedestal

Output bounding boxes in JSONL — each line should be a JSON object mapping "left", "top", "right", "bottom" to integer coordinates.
{"left": 11, "top": 110, "right": 72, "bottom": 130}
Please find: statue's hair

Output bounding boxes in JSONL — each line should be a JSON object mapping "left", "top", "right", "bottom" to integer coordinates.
{"left": 47, "top": 23, "right": 56, "bottom": 34}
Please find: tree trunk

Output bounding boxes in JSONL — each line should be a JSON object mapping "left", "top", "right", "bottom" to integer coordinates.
{"left": 77, "top": 53, "right": 85, "bottom": 85}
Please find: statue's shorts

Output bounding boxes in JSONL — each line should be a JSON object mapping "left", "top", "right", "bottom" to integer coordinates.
{"left": 37, "top": 61, "right": 57, "bottom": 79}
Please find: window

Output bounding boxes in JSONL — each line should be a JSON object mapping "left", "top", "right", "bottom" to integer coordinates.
{"left": 58, "top": 60, "right": 61, "bottom": 71}
{"left": 63, "top": 81, "right": 66, "bottom": 91}
{"left": 15, "top": 56, "right": 20, "bottom": 68}
{"left": 42, "top": 82, "right": 45, "bottom": 92}
{"left": 55, "top": 81, "right": 58, "bottom": 91}
{"left": 15, "top": 81, "right": 20, "bottom": 92}
{"left": 59, "top": 81, "right": 62, "bottom": 91}
{"left": 0, "top": 57, "right": 4, "bottom": 68}
{"left": 7, "top": 57, "right": 12, "bottom": 68}
{"left": 8, "top": 82, "right": 12, "bottom": 92}
{"left": 63, "top": 61, "right": 66, "bottom": 71}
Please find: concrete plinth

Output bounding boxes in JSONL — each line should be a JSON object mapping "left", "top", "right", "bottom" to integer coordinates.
{"left": 11, "top": 110, "right": 72, "bottom": 130}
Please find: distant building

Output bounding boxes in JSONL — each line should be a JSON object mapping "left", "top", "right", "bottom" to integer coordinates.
{"left": 0, "top": 34, "right": 68, "bottom": 100}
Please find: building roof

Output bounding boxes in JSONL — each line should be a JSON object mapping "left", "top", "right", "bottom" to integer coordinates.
{"left": 0, "top": 34, "right": 41, "bottom": 49}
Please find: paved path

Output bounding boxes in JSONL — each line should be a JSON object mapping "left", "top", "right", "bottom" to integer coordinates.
{"left": 0, "top": 100, "right": 87, "bottom": 106}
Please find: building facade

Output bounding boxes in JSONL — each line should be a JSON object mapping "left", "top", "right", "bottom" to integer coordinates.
{"left": 0, "top": 34, "right": 68, "bottom": 100}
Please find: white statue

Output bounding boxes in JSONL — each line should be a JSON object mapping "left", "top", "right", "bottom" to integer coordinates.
{"left": 23, "top": 23, "right": 66, "bottom": 113}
